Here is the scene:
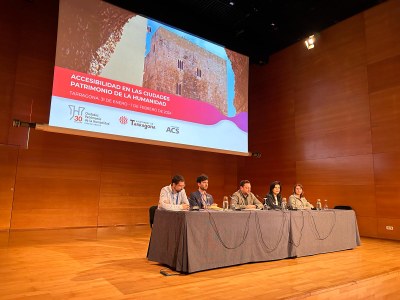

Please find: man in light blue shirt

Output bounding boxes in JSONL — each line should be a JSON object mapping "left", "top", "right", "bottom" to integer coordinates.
{"left": 158, "top": 174, "right": 190, "bottom": 211}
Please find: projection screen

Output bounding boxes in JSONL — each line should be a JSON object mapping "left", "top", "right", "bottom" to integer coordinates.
{"left": 48, "top": 0, "right": 249, "bottom": 155}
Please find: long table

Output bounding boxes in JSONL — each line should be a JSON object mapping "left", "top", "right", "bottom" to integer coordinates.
{"left": 289, "top": 209, "right": 361, "bottom": 257}
{"left": 147, "top": 209, "right": 360, "bottom": 273}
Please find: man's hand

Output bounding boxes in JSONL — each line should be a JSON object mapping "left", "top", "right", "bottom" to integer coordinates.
{"left": 182, "top": 203, "right": 190, "bottom": 210}
{"left": 245, "top": 205, "right": 256, "bottom": 209}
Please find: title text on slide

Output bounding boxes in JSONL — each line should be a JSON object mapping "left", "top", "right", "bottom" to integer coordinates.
{"left": 70, "top": 74, "right": 170, "bottom": 106}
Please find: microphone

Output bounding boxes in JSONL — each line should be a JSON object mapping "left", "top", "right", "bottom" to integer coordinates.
{"left": 255, "top": 194, "right": 264, "bottom": 201}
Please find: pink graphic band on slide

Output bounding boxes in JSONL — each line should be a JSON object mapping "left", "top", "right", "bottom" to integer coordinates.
{"left": 52, "top": 67, "right": 248, "bottom": 133}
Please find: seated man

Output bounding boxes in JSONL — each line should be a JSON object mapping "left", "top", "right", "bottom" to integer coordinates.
{"left": 158, "top": 174, "right": 190, "bottom": 211}
{"left": 231, "top": 180, "right": 263, "bottom": 209}
{"left": 189, "top": 174, "right": 214, "bottom": 209}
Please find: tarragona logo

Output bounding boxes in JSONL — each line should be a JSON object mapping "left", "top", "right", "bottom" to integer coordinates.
{"left": 119, "top": 116, "right": 128, "bottom": 124}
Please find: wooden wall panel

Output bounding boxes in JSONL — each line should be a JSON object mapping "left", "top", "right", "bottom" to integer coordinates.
{"left": 7, "top": 0, "right": 57, "bottom": 146}
{"left": 373, "top": 152, "right": 400, "bottom": 186}
{"left": 367, "top": 55, "right": 400, "bottom": 94}
{"left": 365, "top": 0, "right": 400, "bottom": 64}
{"left": 248, "top": 97, "right": 295, "bottom": 142}
{"left": 11, "top": 181, "right": 100, "bottom": 229}
{"left": 375, "top": 185, "right": 400, "bottom": 218}
{"left": 364, "top": 0, "right": 400, "bottom": 241}
{"left": 11, "top": 131, "right": 102, "bottom": 229}
{"left": 0, "top": 2, "right": 20, "bottom": 144}
{"left": 98, "top": 142, "right": 171, "bottom": 226}
{"left": 239, "top": 159, "right": 296, "bottom": 199}
{"left": 294, "top": 67, "right": 370, "bottom": 137}
{"left": 296, "top": 155, "right": 374, "bottom": 186}
{"left": 377, "top": 218, "right": 400, "bottom": 240}
{"left": 369, "top": 86, "right": 400, "bottom": 154}
{"left": 293, "top": 15, "right": 366, "bottom": 87}
{"left": 246, "top": 49, "right": 297, "bottom": 198}
{"left": 13, "top": 178, "right": 99, "bottom": 211}
{"left": 249, "top": 50, "right": 296, "bottom": 142}
{"left": 98, "top": 207, "right": 148, "bottom": 226}
{"left": 12, "top": 57, "right": 54, "bottom": 121}
{"left": 16, "top": 4, "right": 58, "bottom": 63}
{"left": 0, "top": 145, "right": 18, "bottom": 229}
{"left": 218, "top": 155, "right": 239, "bottom": 201}
{"left": 252, "top": 136, "right": 296, "bottom": 163}
{"left": 373, "top": 153, "right": 400, "bottom": 221}
{"left": 247, "top": 2, "right": 399, "bottom": 241}
{"left": 357, "top": 216, "right": 378, "bottom": 237}
{"left": 11, "top": 208, "right": 99, "bottom": 230}
{"left": 296, "top": 127, "right": 372, "bottom": 161}
{"left": 16, "top": 137, "right": 102, "bottom": 181}
{"left": 249, "top": 47, "right": 296, "bottom": 96}
{"left": 296, "top": 185, "right": 376, "bottom": 218}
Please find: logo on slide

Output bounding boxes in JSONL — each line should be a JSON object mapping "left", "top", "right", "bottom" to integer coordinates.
{"left": 166, "top": 126, "right": 180, "bottom": 134}
{"left": 119, "top": 116, "right": 128, "bottom": 125}
{"left": 69, "top": 105, "right": 85, "bottom": 123}
{"left": 130, "top": 119, "right": 156, "bottom": 130}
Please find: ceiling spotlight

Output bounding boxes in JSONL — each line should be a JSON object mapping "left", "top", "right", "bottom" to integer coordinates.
{"left": 269, "top": 22, "right": 278, "bottom": 32}
{"left": 305, "top": 35, "right": 315, "bottom": 49}
{"left": 229, "top": 1, "right": 235, "bottom": 5}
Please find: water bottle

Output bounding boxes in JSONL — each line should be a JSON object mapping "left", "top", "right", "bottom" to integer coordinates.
{"left": 264, "top": 198, "right": 270, "bottom": 210}
{"left": 316, "top": 199, "right": 322, "bottom": 210}
{"left": 223, "top": 196, "right": 229, "bottom": 211}
{"left": 230, "top": 197, "right": 236, "bottom": 210}
{"left": 205, "top": 195, "right": 210, "bottom": 209}
{"left": 323, "top": 199, "right": 329, "bottom": 210}
{"left": 281, "top": 197, "right": 287, "bottom": 210}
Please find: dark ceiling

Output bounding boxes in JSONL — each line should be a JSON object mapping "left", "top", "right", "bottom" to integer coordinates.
{"left": 106, "top": 0, "right": 384, "bottom": 64}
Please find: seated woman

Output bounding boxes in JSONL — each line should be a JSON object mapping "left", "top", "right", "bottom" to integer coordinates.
{"left": 288, "top": 183, "right": 314, "bottom": 210}
{"left": 264, "top": 181, "right": 282, "bottom": 209}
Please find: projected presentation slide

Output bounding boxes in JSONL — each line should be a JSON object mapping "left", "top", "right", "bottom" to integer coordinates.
{"left": 50, "top": 0, "right": 249, "bottom": 154}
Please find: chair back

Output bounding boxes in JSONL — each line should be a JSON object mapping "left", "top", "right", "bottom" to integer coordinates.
{"left": 334, "top": 205, "right": 352, "bottom": 210}
{"left": 149, "top": 205, "right": 158, "bottom": 227}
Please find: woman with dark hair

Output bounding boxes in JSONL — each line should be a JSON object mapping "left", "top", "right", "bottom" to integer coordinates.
{"left": 264, "top": 181, "right": 282, "bottom": 209}
{"left": 288, "top": 183, "right": 314, "bottom": 210}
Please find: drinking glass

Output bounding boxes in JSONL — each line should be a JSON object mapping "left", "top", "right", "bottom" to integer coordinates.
{"left": 316, "top": 199, "right": 322, "bottom": 210}
{"left": 223, "top": 196, "right": 229, "bottom": 211}
{"left": 281, "top": 198, "right": 287, "bottom": 210}
{"left": 323, "top": 199, "right": 329, "bottom": 210}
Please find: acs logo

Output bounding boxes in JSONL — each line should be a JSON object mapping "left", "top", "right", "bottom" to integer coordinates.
{"left": 166, "top": 126, "right": 179, "bottom": 134}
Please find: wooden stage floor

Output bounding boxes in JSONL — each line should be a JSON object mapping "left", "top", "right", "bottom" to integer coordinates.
{"left": 0, "top": 226, "right": 399, "bottom": 299}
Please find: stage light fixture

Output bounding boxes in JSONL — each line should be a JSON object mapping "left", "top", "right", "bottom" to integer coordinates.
{"left": 12, "top": 119, "right": 37, "bottom": 128}
{"left": 305, "top": 35, "right": 315, "bottom": 49}
{"left": 249, "top": 152, "right": 262, "bottom": 158}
